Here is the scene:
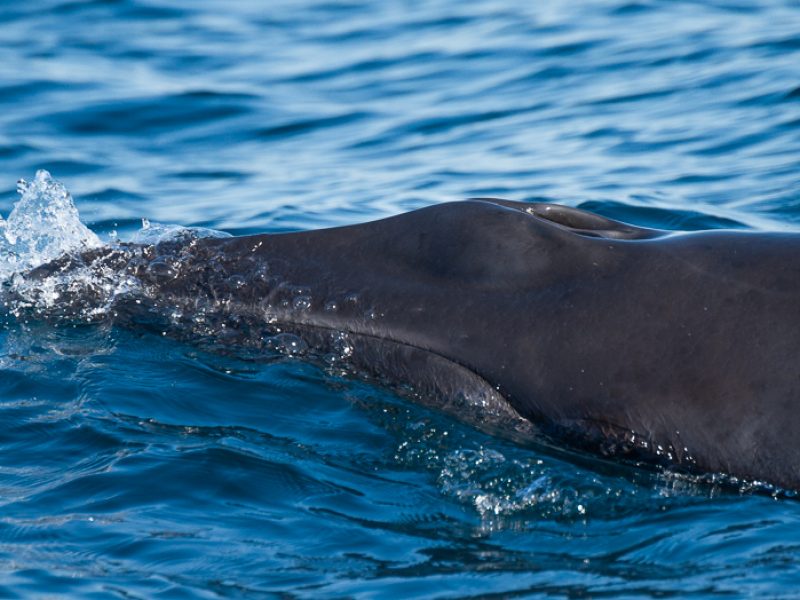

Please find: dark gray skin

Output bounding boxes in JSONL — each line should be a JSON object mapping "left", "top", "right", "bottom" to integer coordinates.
{"left": 28, "top": 198, "right": 800, "bottom": 490}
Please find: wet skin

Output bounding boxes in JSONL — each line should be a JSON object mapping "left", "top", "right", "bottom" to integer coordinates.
{"left": 32, "top": 199, "right": 800, "bottom": 490}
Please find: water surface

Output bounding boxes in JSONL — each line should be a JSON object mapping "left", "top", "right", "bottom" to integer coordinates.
{"left": 1, "top": 0, "right": 800, "bottom": 597}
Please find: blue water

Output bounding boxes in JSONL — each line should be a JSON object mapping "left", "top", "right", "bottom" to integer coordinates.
{"left": 2, "top": 0, "right": 800, "bottom": 597}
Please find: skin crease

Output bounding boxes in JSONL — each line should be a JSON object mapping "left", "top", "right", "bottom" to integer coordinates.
{"left": 30, "top": 199, "right": 800, "bottom": 491}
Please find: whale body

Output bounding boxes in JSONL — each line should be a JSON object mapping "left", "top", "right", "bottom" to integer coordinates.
{"left": 24, "top": 199, "right": 800, "bottom": 491}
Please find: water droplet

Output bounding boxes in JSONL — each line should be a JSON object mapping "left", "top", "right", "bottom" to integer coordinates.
{"left": 226, "top": 274, "right": 246, "bottom": 289}
{"left": 292, "top": 295, "right": 312, "bottom": 311}
{"left": 265, "top": 333, "right": 308, "bottom": 356}
{"left": 146, "top": 258, "right": 176, "bottom": 279}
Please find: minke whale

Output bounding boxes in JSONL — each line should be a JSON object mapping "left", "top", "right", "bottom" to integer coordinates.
{"left": 22, "top": 198, "right": 800, "bottom": 491}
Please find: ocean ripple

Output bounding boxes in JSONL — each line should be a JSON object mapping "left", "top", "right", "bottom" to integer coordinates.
{"left": 1, "top": 0, "right": 800, "bottom": 596}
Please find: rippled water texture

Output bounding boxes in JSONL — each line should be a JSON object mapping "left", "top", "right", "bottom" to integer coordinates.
{"left": 1, "top": 0, "right": 800, "bottom": 597}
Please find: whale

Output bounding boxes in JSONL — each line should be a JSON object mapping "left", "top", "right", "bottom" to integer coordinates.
{"left": 23, "top": 198, "right": 800, "bottom": 491}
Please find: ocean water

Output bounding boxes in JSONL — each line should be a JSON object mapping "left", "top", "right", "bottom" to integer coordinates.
{"left": 1, "top": 0, "right": 800, "bottom": 597}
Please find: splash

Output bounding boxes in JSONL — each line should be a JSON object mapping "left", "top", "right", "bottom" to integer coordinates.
{"left": 0, "top": 171, "right": 146, "bottom": 322}
{"left": 131, "top": 217, "right": 231, "bottom": 246}
{"left": 0, "top": 170, "right": 101, "bottom": 281}
{"left": 0, "top": 172, "right": 237, "bottom": 323}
